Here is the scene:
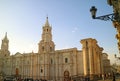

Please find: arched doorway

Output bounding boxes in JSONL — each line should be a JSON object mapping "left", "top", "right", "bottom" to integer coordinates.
{"left": 15, "top": 68, "right": 21, "bottom": 80}
{"left": 16, "top": 68, "right": 19, "bottom": 75}
{"left": 64, "top": 70, "right": 71, "bottom": 81}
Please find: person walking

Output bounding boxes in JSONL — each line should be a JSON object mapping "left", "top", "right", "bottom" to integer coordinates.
{"left": 102, "top": 74, "right": 105, "bottom": 80}
{"left": 113, "top": 74, "right": 116, "bottom": 81}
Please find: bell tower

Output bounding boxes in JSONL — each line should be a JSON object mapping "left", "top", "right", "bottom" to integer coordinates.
{"left": 1, "top": 32, "right": 10, "bottom": 56}
{"left": 38, "top": 17, "right": 55, "bottom": 53}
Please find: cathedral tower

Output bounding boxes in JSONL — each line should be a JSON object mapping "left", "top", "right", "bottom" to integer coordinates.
{"left": 38, "top": 17, "right": 55, "bottom": 53}
{"left": 1, "top": 32, "right": 10, "bottom": 56}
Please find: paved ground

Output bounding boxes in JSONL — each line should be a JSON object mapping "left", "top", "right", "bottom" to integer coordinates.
{"left": 98, "top": 78, "right": 120, "bottom": 81}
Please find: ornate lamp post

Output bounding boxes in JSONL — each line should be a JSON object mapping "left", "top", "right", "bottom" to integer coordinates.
{"left": 90, "top": 6, "right": 116, "bottom": 21}
{"left": 90, "top": 4, "right": 120, "bottom": 53}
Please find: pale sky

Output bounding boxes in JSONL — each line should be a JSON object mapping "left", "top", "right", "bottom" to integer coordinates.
{"left": 0, "top": 0, "right": 119, "bottom": 64}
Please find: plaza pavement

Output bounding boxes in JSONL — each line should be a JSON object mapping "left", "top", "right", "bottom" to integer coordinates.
{"left": 98, "top": 78, "right": 120, "bottom": 81}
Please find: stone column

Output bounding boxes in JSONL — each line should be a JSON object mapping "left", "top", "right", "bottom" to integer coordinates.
{"left": 99, "top": 48, "right": 104, "bottom": 76}
{"left": 88, "top": 47, "right": 94, "bottom": 80}
{"left": 92, "top": 46, "right": 96, "bottom": 76}
{"left": 81, "top": 40, "right": 89, "bottom": 76}
{"left": 88, "top": 39, "right": 97, "bottom": 80}
{"left": 88, "top": 41, "right": 94, "bottom": 76}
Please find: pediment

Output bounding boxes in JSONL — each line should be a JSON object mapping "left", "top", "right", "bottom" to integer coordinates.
{"left": 14, "top": 52, "right": 22, "bottom": 57}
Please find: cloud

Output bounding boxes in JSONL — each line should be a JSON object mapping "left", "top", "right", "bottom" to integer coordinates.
{"left": 72, "top": 27, "right": 78, "bottom": 33}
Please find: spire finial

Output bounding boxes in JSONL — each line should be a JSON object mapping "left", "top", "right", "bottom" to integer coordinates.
{"left": 45, "top": 16, "right": 49, "bottom": 26}
{"left": 3, "top": 32, "right": 8, "bottom": 41}
{"left": 5, "top": 32, "right": 7, "bottom": 36}
{"left": 46, "top": 14, "right": 48, "bottom": 19}
{"left": 5, "top": 32, "right": 8, "bottom": 39}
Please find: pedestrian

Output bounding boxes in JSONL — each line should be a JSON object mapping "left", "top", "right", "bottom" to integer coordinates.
{"left": 108, "top": 73, "right": 111, "bottom": 78}
{"left": 102, "top": 74, "right": 105, "bottom": 80}
{"left": 113, "top": 75, "right": 116, "bottom": 81}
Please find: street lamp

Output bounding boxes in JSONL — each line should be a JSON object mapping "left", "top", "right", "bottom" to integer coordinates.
{"left": 90, "top": 5, "right": 120, "bottom": 53}
{"left": 90, "top": 6, "right": 116, "bottom": 21}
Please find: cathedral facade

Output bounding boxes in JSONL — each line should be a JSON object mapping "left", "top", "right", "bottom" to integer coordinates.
{"left": 0, "top": 17, "right": 105, "bottom": 81}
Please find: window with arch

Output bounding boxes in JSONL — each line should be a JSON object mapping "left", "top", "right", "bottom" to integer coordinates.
{"left": 51, "top": 59, "right": 53, "bottom": 64}
{"left": 86, "top": 41, "right": 88, "bottom": 47}
{"left": 42, "top": 46, "right": 44, "bottom": 51}
{"left": 50, "top": 47, "right": 52, "bottom": 51}
{"left": 41, "top": 69, "right": 43, "bottom": 73}
{"left": 65, "top": 58, "right": 68, "bottom": 63}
